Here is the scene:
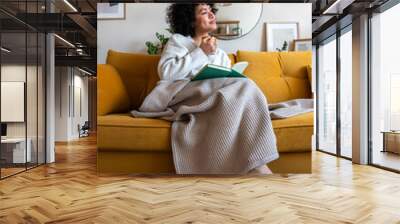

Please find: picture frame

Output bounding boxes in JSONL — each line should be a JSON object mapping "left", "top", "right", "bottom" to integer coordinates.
{"left": 97, "top": 3, "right": 126, "bottom": 20}
{"left": 265, "top": 22, "right": 299, "bottom": 52}
{"left": 294, "top": 38, "right": 312, "bottom": 51}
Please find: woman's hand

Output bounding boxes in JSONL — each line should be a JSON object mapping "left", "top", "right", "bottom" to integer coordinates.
{"left": 199, "top": 35, "right": 217, "bottom": 55}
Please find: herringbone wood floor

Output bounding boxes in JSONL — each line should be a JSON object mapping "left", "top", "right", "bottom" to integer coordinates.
{"left": 1, "top": 135, "right": 400, "bottom": 224}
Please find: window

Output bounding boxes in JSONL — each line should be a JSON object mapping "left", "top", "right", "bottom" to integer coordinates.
{"left": 0, "top": 1, "right": 46, "bottom": 179}
{"left": 370, "top": 2, "right": 400, "bottom": 171}
{"left": 317, "top": 36, "right": 337, "bottom": 155}
{"left": 316, "top": 25, "right": 353, "bottom": 159}
{"left": 339, "top": 28, "right": 352, "bottom": 158}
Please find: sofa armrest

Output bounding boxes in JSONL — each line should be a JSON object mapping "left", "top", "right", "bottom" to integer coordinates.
{"left": 98, "top": 64, "right": 130, "bottom": 116}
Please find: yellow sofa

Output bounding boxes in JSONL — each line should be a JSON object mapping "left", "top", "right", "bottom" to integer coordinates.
{"left": 97, "top": 50, "right": 313, "bottom": 174}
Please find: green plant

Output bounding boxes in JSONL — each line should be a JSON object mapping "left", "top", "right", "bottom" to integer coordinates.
{"left": 145, "top": 29, "right": 173, "bottom": 55}
{"left": 276, "top": 41, "right": 288, "bottom": 52}
{"left": 145, "top": 41, "right": 159, "bottom": 55}
{"left": 231, "top": 27, "right": 241, "bottom": 35}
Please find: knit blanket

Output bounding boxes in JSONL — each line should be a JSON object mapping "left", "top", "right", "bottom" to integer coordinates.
{"left": 268, "top": 99, "right": 314, "bottom": 119}
{"left": 131, "top": 78, "right": 279, "bottom": 174}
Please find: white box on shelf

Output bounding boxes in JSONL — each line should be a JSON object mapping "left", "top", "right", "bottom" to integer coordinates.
{"left": 1, "top": 138, "right": 32, "bottom": 163}
{"left": 12, "top": 138, "right": 31, "bottom": 163}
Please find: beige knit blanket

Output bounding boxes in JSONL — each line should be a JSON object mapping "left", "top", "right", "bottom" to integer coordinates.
{"left": 268, "top": 99, "right": 314, "bottom": 119}
{"left": 131, "top": 78, "right": 279, "bottom": 174}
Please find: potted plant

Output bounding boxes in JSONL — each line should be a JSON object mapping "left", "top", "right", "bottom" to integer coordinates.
{"left": 145, "top": 29, "right": 173, "bottom": 55}
{"left": 276, "top": 41, "right": 288, "bottom": 52}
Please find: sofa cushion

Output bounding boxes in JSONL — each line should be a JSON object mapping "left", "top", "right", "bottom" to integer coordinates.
{"left": 279, "top": 51, "right": 311, "bottom": 79}
{"left": 284, "top": 77, "right": 311, "bottom": 99}
{"left": 236, "top": 51, "right": 291, "bottom": 103}
{"left": 235, "top": 50, "right": 313, "bottom": 103}
{"left": 98, "top": 112, "right": 313, "bottom": 154}
{"left": 106, "top": 50, "right": 161, "bottom": 110}
{"left": 98, "top": 113, "right": 171, "bottom": 152}
{"left": 272, "top": 112, "right": 313, "bottom": 153}
{"left": 97, "top": 64, "right": 130, "bottom": 116}
{"left": 279, "top": 51, "right": 312, "bottom": 99}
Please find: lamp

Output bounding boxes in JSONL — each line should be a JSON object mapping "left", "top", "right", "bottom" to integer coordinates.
{"left": 54, "top": 34, "right": 75, "bottom": 48}
{"left": 78, "top": 67, "right": 93, "bottom": 76}
{"left": 322, "top": 0, "right": 355, "bottom": 15}
{"left": 1, "top": 47, "right": 11, "bottom": 53}
{"left": 63, "top": 0, "right": 78, "bottom": 12}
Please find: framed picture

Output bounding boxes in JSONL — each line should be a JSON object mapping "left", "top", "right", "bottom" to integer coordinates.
{"left": 265, "top": 22, "right": 299, "bottom": 52}
{"left": 294, "top": 38, "right": 312, "bottom": 51}
{"left": 97, "top": 3, "right": 125, "bottom": 20}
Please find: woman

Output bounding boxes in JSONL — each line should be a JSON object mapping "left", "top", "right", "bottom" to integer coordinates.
{"left": 158, "top": 4, "right": 230, "bottom": 80}
{"left": 133, "top": 3, "right": 278, "bottom": 175}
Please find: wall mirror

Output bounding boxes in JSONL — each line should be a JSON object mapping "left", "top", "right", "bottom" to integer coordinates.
{"left": 212, "top": 3, "right": 263, "bottom": 40}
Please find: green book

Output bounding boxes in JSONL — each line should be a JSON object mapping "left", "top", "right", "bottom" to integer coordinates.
{"left": 191, "top": 62, "right": 248, "bottom": 81}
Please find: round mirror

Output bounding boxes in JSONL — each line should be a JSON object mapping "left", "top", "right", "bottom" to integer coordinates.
{"left": 212, "top": 3, "right": 263, "bottom": 40}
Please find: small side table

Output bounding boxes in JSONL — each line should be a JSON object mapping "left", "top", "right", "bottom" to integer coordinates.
{"left": 381, "top": 131, "right": 400, "bottom": 154}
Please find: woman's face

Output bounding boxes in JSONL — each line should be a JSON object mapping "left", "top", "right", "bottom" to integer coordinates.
{"left": 194, "top": 4, "right": 217, "bottom": 35}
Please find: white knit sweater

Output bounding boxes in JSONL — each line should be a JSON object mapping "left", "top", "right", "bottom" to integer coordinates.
{"left": 157, "top": 33, "right": 231, "bottom": 81}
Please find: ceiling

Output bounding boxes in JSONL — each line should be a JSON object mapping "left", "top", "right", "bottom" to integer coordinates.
{"left": 1, "top": 0, "right": 98, "bottom": 74}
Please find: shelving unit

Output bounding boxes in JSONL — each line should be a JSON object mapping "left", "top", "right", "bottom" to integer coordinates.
{"left": 213, "top": 20, "right": 241, "bottom": 38}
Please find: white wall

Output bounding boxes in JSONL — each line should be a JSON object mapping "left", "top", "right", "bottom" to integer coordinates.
{"left": 54, "top": 67, "right": 89, "bottom": 141}
{"left": 55, "top": 67, "right": 71, "bottom": 141}
{"left": 75, "top": 74, "right": 89, "bottom": 123}
{"left": 1, "top": 65, "right": 38, "bottom": 138}
{"left": 98, "top": 3, "right": 312, "bottom": 64}
{"left": 1, "top": 64, "right": 46, "bottom": 164}
{"left": 98, "top": 4, "right": 168, "bottom": 64}
{"left": 72, "top": 74, "right": 89, "bottom": 138}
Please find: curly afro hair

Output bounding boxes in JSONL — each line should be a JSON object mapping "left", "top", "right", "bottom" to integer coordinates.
{"left": 166, "top": 3, "right": 218, "bottom": 37}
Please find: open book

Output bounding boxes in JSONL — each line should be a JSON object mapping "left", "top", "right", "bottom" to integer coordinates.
{"left": 191, "top": 62, "right": 248, "bottom": 81}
